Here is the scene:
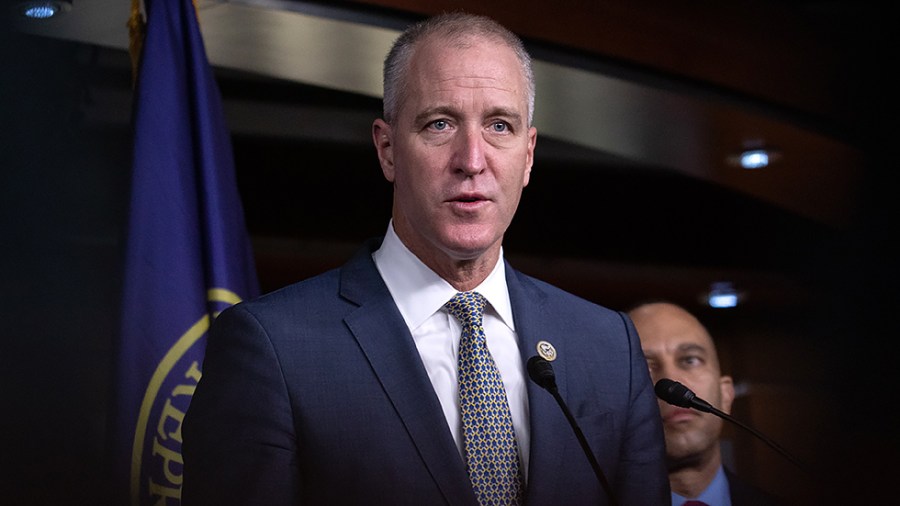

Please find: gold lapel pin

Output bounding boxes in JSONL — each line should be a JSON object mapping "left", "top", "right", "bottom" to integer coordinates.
{"left": 536, "top": 340, "right": 557, "bottom": 361}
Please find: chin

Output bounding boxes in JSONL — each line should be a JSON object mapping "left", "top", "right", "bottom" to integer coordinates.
{"left": 666, "top": 453, "right": 705, "bottom": 472}
{"left": 440, "top": 228, "right": 500, "bottom": 257}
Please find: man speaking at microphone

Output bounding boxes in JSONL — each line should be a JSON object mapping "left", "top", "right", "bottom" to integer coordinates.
{"left": 182, "top": 11, "right": 667, "bottom": 506}
{"left": 630, "top": 301, "right": 782, "bottom": 506}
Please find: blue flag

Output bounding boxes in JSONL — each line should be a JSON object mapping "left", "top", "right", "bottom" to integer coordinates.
{"left": 113, "top": 1, "right": 259, "bottom": 504}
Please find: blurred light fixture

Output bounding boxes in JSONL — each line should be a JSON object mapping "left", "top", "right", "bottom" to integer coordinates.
{"left": 17, "top": 0, "right": 71, "bottom": 19}
{"left": 704, "top": 282, "right": 742, "bottom": 308}
{"left": 739, "top": 149, "right": 769, "bottom": 169}
{"left": 726, "top": 145, "right": 781, "bottom": 170}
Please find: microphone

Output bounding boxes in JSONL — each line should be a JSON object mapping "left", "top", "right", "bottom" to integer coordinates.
{"left": 654, "top": 378, "right": 715, "bottom": 412}
{"left": 654, "top": 378, "right": 809, "bottom": 474}
{"left": 526, "top": 356, "right": 618, "bottom": 506}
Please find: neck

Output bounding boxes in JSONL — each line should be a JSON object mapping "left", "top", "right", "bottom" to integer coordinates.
{"left": 668, "top": 447, "right": 722, "bottom": 499}
{"left": 391, "top": 220, "right": 502, "bottom": 292}
{"left": 431, "top": 251, "right": 499, "bottom": 292}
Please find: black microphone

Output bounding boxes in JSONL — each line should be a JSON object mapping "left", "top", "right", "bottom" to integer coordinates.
{"left": 527, "top": 356, "right": 618, "bottom": 506}
{"left": 654, "top": 378, "right": 715, "bottom": 412}
{"left": 654, "top": 378, "right": 809, "bottom": 474}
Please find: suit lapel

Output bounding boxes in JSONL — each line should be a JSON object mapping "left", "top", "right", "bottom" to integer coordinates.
{"left": 339, "top": 241, "right": 477, "bottom": 505}
{"left": 506, "top": 265, "right": 571, "bottom": 504}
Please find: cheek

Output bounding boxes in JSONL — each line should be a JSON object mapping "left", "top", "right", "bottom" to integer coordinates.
{"left": 398, "top": 145, "right": 446, "bottom": 180}
{"left": 509, "top": 151, "right": 533, "bottom": 188}
{"left": 501, "top": 167, "right": 529, "bottom": 195}
{"left": 697, "top": 379, "right": 724, "bottom": 402}
{"left": 520, "top": 156, "right": 532, "bottom": 186}
{"left": 394, "top": 167, "right": 437, "bottom": 207}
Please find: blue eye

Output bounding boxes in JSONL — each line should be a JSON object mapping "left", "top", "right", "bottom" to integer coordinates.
{"left": 491, "top": 122, "right": 508, "bottom": 133}
{"left": 431, "top": 120, "right": 448, "bottom": 130}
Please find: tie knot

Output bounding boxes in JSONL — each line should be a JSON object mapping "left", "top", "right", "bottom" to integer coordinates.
{"left": 446, "top": 291, "right": 486, "bottom": 327}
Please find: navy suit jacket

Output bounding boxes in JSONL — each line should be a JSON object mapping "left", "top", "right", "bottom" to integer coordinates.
{"left": 182, "top": 239, "right": 669, "bottom": 505}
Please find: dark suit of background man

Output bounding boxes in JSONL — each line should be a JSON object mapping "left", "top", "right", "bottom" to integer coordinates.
{"left": 182, "top": 12, "right": 669, "bottom": 505}
{"left": 629, "top": 302, "right": 783, "bottom": 506}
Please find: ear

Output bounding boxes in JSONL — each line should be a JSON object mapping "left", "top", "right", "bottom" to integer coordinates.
{"left": 522, "top": 126, "right": 537, "bottom": 187}
{"left": 372, "top": 119, "right": 395, "bottom": 182}
{"left": 719, "top": 374, "right": 735, "bottom": 415}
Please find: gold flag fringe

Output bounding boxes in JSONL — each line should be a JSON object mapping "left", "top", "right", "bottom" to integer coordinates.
{"left": 126, "top": 1, "right": 202, "bottom": 88}
{"left": 126, "top": 0, "right": 145, "bottom": 89}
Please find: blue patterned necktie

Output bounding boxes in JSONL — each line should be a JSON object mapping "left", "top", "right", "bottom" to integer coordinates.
{"left": 446, "top": 291, "right": 523, "bottom": 506}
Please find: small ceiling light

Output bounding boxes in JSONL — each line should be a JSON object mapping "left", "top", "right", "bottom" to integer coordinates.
{"left": 739, "top": 149, "right": 769, "bottom": 169}
{"left": 704, "top": 282, "right": 742, "bottom": 309}
{"left": 18, "top": 0, "right": 70, "bottom": 19}
{"left": 726, "top": 145, "right": 781, "bottom": 170}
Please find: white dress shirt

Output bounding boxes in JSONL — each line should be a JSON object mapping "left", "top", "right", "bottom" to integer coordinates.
{"left": 372, "top": 221, "right": 531, "bottom": 478}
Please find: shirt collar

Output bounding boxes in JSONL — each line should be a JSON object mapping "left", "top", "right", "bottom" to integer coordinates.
{"left": 372, "top": 221, "right": 514, "bottom": 331}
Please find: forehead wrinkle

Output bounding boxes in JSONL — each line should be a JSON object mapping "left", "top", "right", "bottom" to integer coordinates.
{"left": 432, "top": 74, "right": 513, "bottom": 92}
{"left": 416, "top": 85, "right": 522, "bottom": 116}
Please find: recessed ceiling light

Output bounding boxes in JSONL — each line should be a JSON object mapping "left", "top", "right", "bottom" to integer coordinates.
{"left": 18, "top": 0, "right": 71, "bottom": 19}
{"left": 726, "top": 145, "right": 781, "bottom": 170}
{"left": 704, "top": 281, "right": 742, "bottom": 308}
{"left": 739, "top": 149, "right": 770, "bottom": 169}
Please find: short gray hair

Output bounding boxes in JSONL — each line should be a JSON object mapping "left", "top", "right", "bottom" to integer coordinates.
{"left": 381, "top": 12, "right": 535, "bottom": 126}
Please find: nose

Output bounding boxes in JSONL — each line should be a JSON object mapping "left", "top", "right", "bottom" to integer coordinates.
{"left": 652, "top": 364, "right": 678, "bottom": 387}
{"left": 451, "top": 126, "right": 487, "bottom": 176}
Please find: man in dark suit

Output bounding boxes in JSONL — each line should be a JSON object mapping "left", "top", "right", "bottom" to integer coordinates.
{"left": 629, "top": 302, "right": 783, "bottom": 506}
{"left": 182, "top": 12, "right": 669, "bottom": 505}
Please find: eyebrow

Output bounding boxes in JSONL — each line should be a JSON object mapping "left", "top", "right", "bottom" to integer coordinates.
{"left": 414, "top": 106, "right": 457, "bottom": 126}
{"left": 486, "top": 106, "right": 524, "bottom": 127}
{"left": 676, "top": 343, "right": 708, "bottom": 354}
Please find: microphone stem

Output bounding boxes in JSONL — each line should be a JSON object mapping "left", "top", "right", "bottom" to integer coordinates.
{"left": 548, "top": 388, "right": 618, "bottom": 506}
{"left": 709, "top": 406, "right": 810, "bottom": 475}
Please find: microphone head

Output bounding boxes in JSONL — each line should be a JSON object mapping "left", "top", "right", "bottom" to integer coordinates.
{"left": 654, "top": 378, "right": 696, "bottom": 408}
{"left": 527, "top": 356, "right": 558, "bottom": 392}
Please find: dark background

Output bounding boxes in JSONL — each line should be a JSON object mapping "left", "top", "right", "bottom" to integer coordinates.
{"left": 2, "top": 1, "right": 896, "bottom": 504}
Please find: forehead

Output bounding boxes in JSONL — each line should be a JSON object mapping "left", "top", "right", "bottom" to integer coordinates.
{"left": 634, "top": 305, "right": 716, "bottom": 353}
{"left": 404, "top": 35, "right": 527, "bottom": 101}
